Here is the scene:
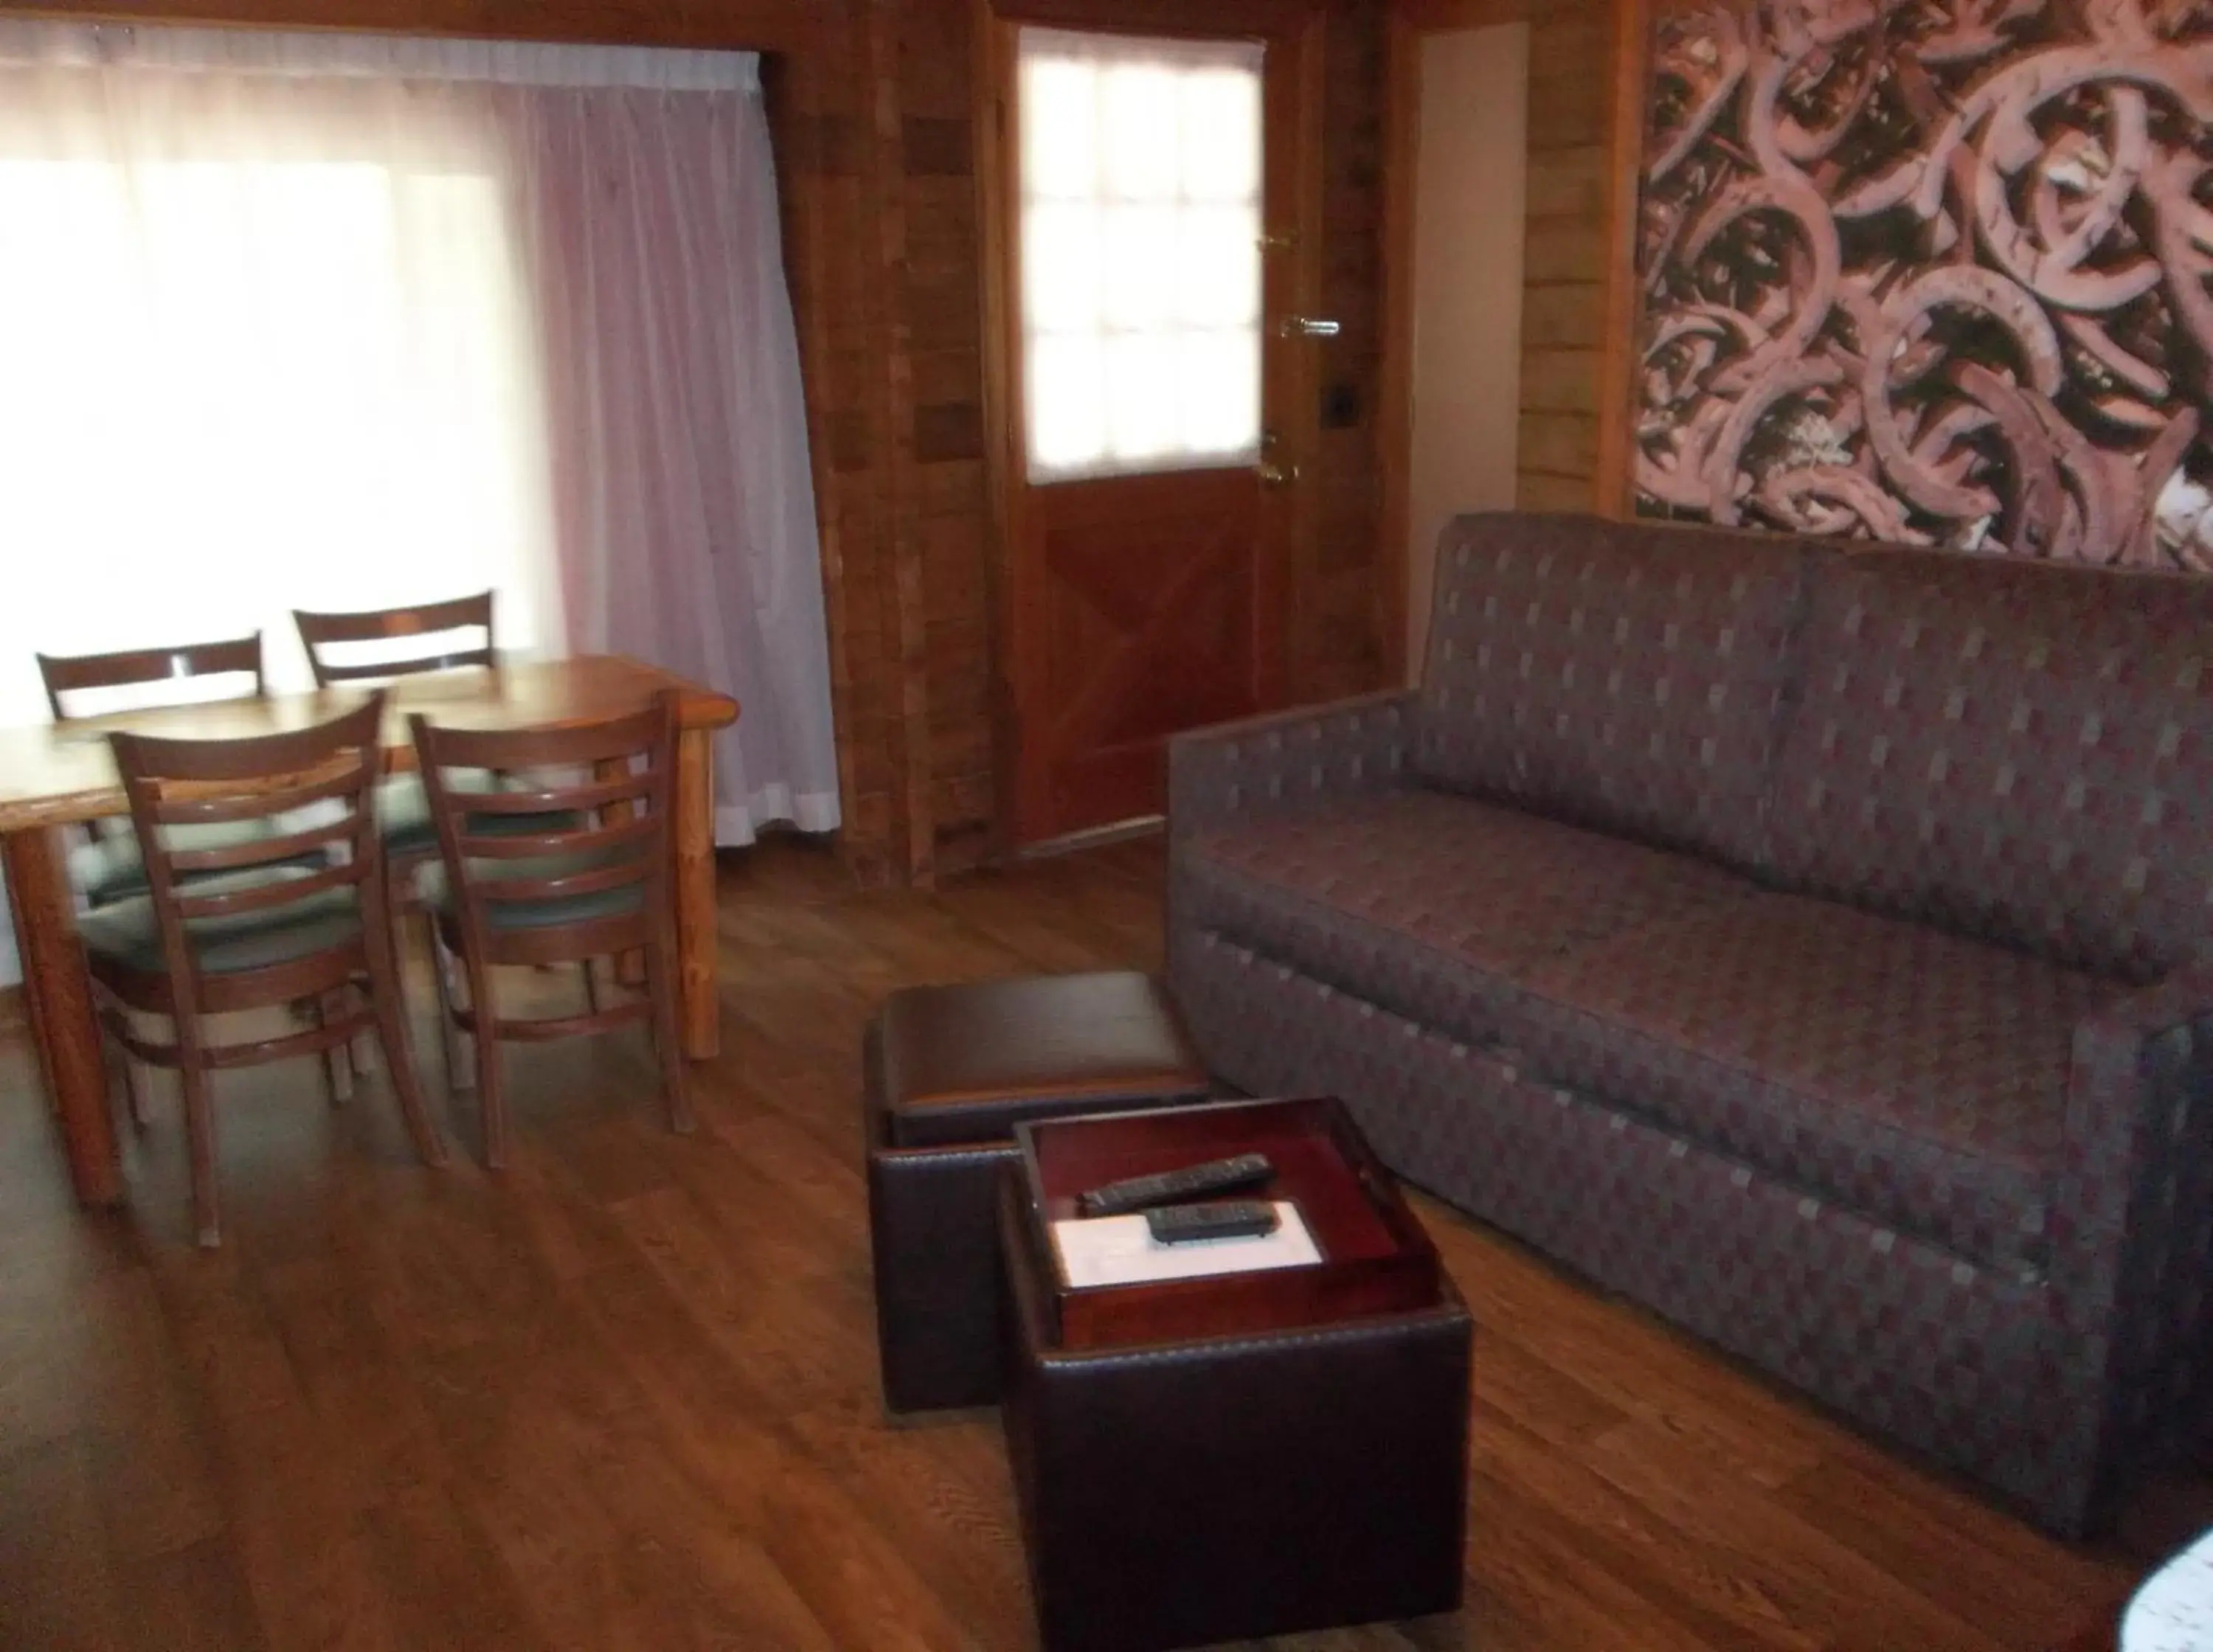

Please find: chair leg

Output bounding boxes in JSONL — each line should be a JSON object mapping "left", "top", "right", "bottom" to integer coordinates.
{"left": 316, "top": 992, "right": 355, "bottom": 1104}
{"left": 465, "top": 959, "right": 508, "bottom": 1170}
{"left": 180, "top": 1062, "right": 220, "bottom": 1249}
{"left": 646, "top": 937, "right": 695, "bottom": 1138}
{"left": 581, "top": 959, "right": 601, "bottom": 1014}
{"left": 364, "top": 913, "right": 447, "bottom": 1171}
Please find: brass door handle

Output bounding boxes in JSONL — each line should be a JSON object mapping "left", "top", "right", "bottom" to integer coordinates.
{"left": 1258, "top": 459, "right": 1301, "bottom": 487}
{"left": 1278, "top": 316, "right": 1341, "bottom": 339}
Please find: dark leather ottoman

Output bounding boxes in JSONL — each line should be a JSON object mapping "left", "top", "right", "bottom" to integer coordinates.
{"left": 865, "top": 972, "right": 1210, "bottom": 1413}
{"left": 996, "top": 1100, "right": 1475, "bottom": 1652}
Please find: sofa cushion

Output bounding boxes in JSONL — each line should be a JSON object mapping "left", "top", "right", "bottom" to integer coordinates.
{"left": 1174, "top": 790, "right": 1756, "bottom": 1051}
{"left": 1770, "top": 549, "right": 2213, "bottom": 982}
{"left": 1509, "top": 895, "right": 2124, "bottom": 1271}
{"left": 1413, "top": 513, "right": 1811, "bottom": 872}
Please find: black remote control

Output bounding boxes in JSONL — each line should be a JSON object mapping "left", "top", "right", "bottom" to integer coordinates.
{"left": 1146, "top": 1200, "right": 1281, "bottom": 1245}
{"left": 1077, "top": 1152, "right": 1274, "bottom": 1217}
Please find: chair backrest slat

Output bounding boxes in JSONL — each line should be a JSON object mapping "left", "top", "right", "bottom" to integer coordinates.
{"left": 172, "top": 858, "right": 359, "bottom": 923}
{"left": 169, "top": 812, "right": 361, "bottom": 878}
{"left": 408, "top": 702, "right": 665, "bottom": 774}
{"left": 39, "top": 634, "right": 266, "bottom": 723}
{"left": 453, "top": 772, "right": 649, "bottom": 819}
{"left": 151, "top": 756, "right": 371, "bottom": 827}
{"left": 409, "top": 692, "right": 679, "bottom": 931}
{"left": 294, "top": 594, "right": 495, "bottom": 687}
{"left": 459, "top": 815, "right": 657, "bottom": 864}
{"left": 471, "top": 856, "right": 646, "bottom": 906}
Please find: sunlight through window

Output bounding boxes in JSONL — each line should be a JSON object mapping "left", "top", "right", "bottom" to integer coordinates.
{"left": 0, "top": 150, "right": 558, "bottom": 719}
{"left": 1018, "top": 29, "right": 1264, "bottom": 484}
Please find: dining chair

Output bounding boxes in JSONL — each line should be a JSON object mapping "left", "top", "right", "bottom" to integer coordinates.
{"left": 88, "top": 691, "right": 447, "bottom": 1247}
{"left": 289, "top": 594, "right": 586, "bottom": 1027}
{"left": 291, "top": 590, "right": 501, "bottom": 889}
{"left": 291, "top": 591, "right": 495, "bottom": 687}
{"left": 41, "top": 634, "right": 307, "bottom": 1120}
{"left": 38, "top": 635, "right": 271, "bottom": 909}
{"left": 409, "top": 691, "right": 693, "bottom": 1169}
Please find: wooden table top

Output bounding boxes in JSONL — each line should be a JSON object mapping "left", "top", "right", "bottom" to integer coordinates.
{"left": 0, "top": 654, "right": 738, "bottom": 833}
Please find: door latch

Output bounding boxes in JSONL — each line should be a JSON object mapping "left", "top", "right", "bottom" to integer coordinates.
{"left": 1278, "top": 316, "right": 1342, "bottom": 340}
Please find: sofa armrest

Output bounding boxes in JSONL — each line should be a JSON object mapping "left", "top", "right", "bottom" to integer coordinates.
{"left": 2060, "top": 960, "right": 2213, "bottom": 1277}
{"left": 2043, "top": 961, "right": 2213, "bottom": 1524}
{"left": 1167, "top": 690, "right": 1417, "bottom": 836}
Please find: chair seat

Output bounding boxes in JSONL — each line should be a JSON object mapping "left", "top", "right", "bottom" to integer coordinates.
{"left": 1509, "top": 895, "right": 2127, "bottom": 1271}
{"left": 80, "top": 866, "right": 362, "bottom": 979}
{"left": 72, "top": 819, "right": 291, "bottom": 909}
{"left": 421, "top": 851, "right": 646, "bottom": 934}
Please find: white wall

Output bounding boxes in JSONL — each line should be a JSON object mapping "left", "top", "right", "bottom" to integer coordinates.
{"left": 1406, "top": 21, "right": 1530, "bottom": 677}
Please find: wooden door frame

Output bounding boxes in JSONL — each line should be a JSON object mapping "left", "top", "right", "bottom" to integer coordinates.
{"left": 973, "top": 0, "right": 1328, "bottom": 850}
{"left": 1379, "top": 0, "right": 1526, "bottom": 687}
{"left": 1377, "top": 0, "right": 1650, "bottom": 685}
{"left": 1593, "top": 0, "right": 1654, "bottom": 521}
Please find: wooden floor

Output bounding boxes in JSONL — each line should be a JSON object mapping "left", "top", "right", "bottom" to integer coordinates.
{"left": 0, "top": 836, "right": 2201, "bottom": 1651}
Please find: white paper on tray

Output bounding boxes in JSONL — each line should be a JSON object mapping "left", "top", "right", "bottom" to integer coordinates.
{"left": 1050, "top": 1201, "right": 1321, "bottom": 1289}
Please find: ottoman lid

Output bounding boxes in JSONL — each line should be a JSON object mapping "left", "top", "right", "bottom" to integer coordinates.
{"left": 878, "top": 972, "right": 1208, "bottom": 1148}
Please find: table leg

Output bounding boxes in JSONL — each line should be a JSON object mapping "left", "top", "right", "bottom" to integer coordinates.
{"left": 2, "top": 825, "right": 120, "bottom": 1204}
{"left": 673, "top": 727, "right": 719, "bottom": 1060}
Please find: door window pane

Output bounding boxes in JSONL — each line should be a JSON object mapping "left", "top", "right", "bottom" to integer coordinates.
{"left": 1019, "top": 28, "right": 1264, "bottom": 484}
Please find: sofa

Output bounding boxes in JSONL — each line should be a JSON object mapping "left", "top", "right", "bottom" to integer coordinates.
{"left": 1166, "top": 510, "right": 2213, "bottom": 1536}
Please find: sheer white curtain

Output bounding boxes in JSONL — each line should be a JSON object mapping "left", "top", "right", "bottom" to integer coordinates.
{"left": 1019, "top": 28, "right": 1264, "bottom": 482}
{"left": 0, "top": 23, "right": 839, "bottom": 982}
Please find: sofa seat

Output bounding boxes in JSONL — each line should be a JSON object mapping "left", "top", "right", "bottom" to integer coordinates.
{"left": 1509, "top": 895, "right": 2125, "bottom": 1271}
{"left": 1177, "top": 790, "right": 1756, "bottom": 1052}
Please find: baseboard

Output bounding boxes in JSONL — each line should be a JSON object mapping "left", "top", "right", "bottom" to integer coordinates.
{"left": 1014, "top": 815, "right": 1164, "bottom": 861}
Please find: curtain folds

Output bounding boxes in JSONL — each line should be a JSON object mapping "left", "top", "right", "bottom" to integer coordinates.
{"left": 512, "top": 83, "right": 840, "bottom": 839}
{"left": 0, "top": 18, "right": 837, "bottom": 841}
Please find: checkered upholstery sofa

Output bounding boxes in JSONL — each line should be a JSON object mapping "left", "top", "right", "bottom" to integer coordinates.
{"left": 1167, "top": 510, "right": 2213, "bottom": 1535}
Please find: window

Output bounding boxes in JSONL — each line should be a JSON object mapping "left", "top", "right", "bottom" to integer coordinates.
{"left": 0, "top": 71, "right": 561, "bottom": 724}
{"left": 1018, "top": 28, "right": 1264, "bottom": 484}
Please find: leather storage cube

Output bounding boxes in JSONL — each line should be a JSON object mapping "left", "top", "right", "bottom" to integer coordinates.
{"left": 865, "top": 973, "right": 1210, "bottom": 1414}
{"left": 997, "top": 1181, "right": 1474, "bottom": 1652}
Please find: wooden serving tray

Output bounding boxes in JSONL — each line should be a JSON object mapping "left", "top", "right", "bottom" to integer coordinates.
{"left": 1008, "top": 1096, "right": 1443, "bottom": 1350}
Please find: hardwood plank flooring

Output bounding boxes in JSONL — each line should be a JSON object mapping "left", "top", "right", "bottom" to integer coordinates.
{"left": 0, "top": 834, "right": 2198, "bottom": 1651}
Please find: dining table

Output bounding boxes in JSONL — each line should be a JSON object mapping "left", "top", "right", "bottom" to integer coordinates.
{"left": 0, "top": 653, "right": 739, "bottom": 1207}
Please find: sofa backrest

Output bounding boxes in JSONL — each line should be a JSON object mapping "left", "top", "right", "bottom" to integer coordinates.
{"left": 1768, "top": 549, "right": 2213, "bottom": 982}
{"left": 1413, "top": 512, "right": 1811, "bottom": 872}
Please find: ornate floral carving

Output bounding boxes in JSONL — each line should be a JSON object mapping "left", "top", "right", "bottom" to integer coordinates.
{"left": 1635, "top": 0, "right": 2213, "bottom": 568}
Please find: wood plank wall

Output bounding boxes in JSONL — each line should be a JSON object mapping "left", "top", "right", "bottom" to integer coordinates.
{"left": 27, "top": 0, "right": 1390, "bottom": 887}
{"left": 1310, "top": 1, "right": 1391, "bottom": 706}
{"left": 1513, "top": 0, "right": 1615, "bottom": 513}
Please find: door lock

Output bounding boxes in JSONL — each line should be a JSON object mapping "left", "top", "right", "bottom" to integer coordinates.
{"left": 1278, "top": 316, "right": 1342, "bottom": 340}
{"left": 1257, "top": 459, "right": 1301, "bottom": 487}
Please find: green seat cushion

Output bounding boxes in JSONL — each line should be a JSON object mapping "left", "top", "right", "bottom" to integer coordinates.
{"left": 72, "top": 818, "right": 293, "bottom": 909}
{"left": 420, "top": 850, "right": 647, "bottom": 933}
{"left": 78, "top": 867, "right": 362, "bottom": 977}
{"left": 379, "top": 771, "right": 583, "bottom": 856}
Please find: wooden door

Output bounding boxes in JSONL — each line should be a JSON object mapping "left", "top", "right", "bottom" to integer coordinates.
{"left": 986, "top": 3, "right": 1323, "bottom": 845}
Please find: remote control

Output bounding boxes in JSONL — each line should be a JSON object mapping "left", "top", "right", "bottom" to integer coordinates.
{"left": 1146, "top": 1200, "right": 1281, "bottom": 1245}
{"left": 1077, "top": 1152, "right": 1274, "bottom": 1217}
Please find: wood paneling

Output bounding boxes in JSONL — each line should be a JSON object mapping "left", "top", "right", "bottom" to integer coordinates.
{"left": 1511, "top": 0, "right": 1641, "bottom": 516}
{"left": 15, "top": 0, "right": 1388, "bottom": 886}
{"left": 1303, "top": 0, "right": 1390, "bottom": 705}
